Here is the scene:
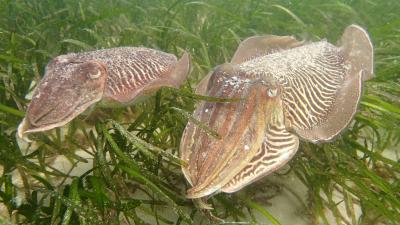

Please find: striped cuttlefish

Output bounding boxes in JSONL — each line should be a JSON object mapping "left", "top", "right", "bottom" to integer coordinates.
{"left": 180, "top": 25, "right": 374, "bottom": 202}
{"left": 18, "top": 47, "right": 190, "bottom": 140}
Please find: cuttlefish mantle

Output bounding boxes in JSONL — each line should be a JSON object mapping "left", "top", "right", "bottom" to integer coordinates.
{"left": 180, "top": 25, "right": 373, "bottom": 199}
{"left": 18, "top": 47, "right": 190, "bottom": 140}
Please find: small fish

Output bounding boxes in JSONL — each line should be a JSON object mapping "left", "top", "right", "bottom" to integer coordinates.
{"left": 18, "top": 47, "right": 190, "bottom": 140}
{"left": 180, "top": 25, "right": 373, "bottom": 199}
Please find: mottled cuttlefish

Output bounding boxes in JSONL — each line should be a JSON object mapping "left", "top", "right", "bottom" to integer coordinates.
{"left": 18, "top": 47, "right": 190, "bottom": 140}
{"left": 180, "top": 25, "right": 373, "bottom": 200}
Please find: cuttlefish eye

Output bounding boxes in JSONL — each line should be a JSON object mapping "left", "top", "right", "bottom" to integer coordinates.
{"left": 267, "top": 87, "right": 278, "bottom": 97}
{"left": 88, "top": 69, "right": 102, "bottom": 79}
{"left": 77, "top": 61, "right": 106, "bottom": 80}
{"left": 257, "top": 77, "right": 279, "bottom": 98}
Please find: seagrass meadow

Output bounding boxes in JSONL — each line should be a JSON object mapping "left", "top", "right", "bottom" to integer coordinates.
{"left": 0, "top": 0, "right": 399, "bottom": 224}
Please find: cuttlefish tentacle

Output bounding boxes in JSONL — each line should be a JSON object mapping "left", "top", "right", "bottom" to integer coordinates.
{"left": 18, "top": 48, "right": 190, "bottom": 140}
{"left": 180, "top": 24, "right": 374, "bottom": 199}
{"left": 181, "top": 64, "right": 239, "bottom": 186}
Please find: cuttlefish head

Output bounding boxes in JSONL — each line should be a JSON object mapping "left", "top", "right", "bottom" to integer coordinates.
{"left": 18, "top": 55, "right": 108, "bottom": 140}
{"left": 180, "top": 64, "right": 281, "bottom": 198}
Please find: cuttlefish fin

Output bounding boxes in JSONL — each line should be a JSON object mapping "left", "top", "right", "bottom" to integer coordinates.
{"left": 195, "top": 71, "right": 212, "bottom": 96}
{"left": 339, "top": 24, "right": 374, "bottom": 81}
{"left": 290, "top": 25, "right": 373, "bottom": 142}
{"left": 222, "top": 96, "right": 299, "bottom": 193}
{"left": 164, "top": 51, "right": 191, "bottom": 88}
{"left": 231, "top": 35, "right": 304, "bottom": 64}
{"left": 137, "top": 51, "right": 191, "bottom": 96}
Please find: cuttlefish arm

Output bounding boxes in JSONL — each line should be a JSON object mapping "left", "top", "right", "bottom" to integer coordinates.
{"left": 221, "top": 93, "right": 299, "bottom": 193}
{"left": 18, "top": 48, "right": 190, "bottom": 140}
{"left": 180, "top": 64, "right": 282, "bottom": 198}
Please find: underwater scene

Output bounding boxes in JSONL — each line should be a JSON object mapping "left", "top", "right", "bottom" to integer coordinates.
{"left": 0, "top": 0, "right": 399, "bottom": 224}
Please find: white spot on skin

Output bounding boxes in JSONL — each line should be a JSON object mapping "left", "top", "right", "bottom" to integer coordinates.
{"left": 57, "top": 56, "right": 70, "bottom": 63}
{"left": 34, "top": 92, "right": 41, "bottom": 99}
{"left": 268, "top": 88, "right": 277, "bottom": 97}
{"left": 223, "top": 76, "right": 250, "bottom": 89}
{"left": 244, "top": 145, "right": 250, "bottom": 151}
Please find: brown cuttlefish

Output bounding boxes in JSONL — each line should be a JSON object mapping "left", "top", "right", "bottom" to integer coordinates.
{"left": 18, "top": 47, "right": 190, "bottom": 140}
{"left": 180, "top": 25, "right": 373, "bottom": 200}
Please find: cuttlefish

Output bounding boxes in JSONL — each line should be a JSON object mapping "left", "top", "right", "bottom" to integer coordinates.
{"left": 180, "top": 25, "right": 373, "bottom": 199}
{"left": 18, "top": 47, "right": 190, "bottom": 140}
